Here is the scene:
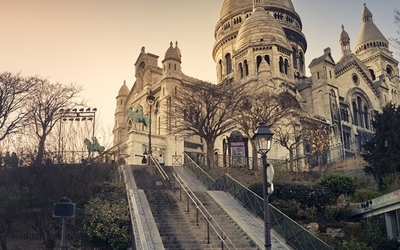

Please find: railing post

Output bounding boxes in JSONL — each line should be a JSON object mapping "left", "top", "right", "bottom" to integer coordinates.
{"left": 187, "top": 193, "right": 190, "bottom": 212}
{"left": 207, "top": 220, "right": 210, "bottom": 244}
{"left": 196, "top": 208, "right": 199, "bottom": 226}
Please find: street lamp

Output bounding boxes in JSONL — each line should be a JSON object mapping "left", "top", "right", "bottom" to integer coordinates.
{"left": 146, "top": 91, "right": 155, "bottom": 159}
{"left": 252, "top": 123, "right": 274, "bottom": 250}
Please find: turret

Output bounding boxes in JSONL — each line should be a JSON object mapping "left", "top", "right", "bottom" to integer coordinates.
{"left": 162, "top": 41, "right": 182, "bottom": 80}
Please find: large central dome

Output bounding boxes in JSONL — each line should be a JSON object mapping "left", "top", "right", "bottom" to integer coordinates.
{"left": 236, "top": 7, "right": 288, "bottom": 51}
{"left": 219, "top": 0, "right": 295, "bottom": 22}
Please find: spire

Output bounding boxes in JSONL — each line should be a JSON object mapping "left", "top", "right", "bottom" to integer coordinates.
{"left": 339, "top": 25, "right": 352, "bottom": 58}
{"left": 175, "top": 41, "right": 182, "bottom": 59}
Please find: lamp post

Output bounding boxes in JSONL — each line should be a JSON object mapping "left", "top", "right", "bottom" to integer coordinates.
{"left": 146, "top": 91, "right": 155, "bottom": 160}
{"left": 252, "top": 123, "right": 274, "bottom": 250}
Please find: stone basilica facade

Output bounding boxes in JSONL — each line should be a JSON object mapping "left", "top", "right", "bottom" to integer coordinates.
{"left": 113, "top": 0, "right": 399, "bottom": 167}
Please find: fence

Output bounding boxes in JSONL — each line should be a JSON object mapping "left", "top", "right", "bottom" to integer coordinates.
{"left": 183, "top": 153, "right": 334, "bottom": 250}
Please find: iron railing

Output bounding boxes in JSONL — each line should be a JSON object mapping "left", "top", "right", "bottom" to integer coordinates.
{"left": 183, "top": 153, "right": 334, "bottom": 250}
{"left": 149, "top": 154, "right": 169, "bottom": 180}
{"left": 173, "top": 173, "right": 238, "bottom": 249}
{"left": 184, "top": 154, "right": 217, "bottom": 190}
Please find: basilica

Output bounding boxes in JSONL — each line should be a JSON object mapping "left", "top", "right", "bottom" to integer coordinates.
{"left": 112, "top": 0, "right": 399, "bottom": 168}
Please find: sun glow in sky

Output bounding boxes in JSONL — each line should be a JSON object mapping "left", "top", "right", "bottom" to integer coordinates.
{"left": 1, "top": 0, "right": 398, "bottom": 146}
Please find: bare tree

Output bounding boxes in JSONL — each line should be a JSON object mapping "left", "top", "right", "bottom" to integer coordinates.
{"left": 274, "top": 114, "right": 303, "bottom": 172}
{"left": 0, "top": 72, "right": 38, "bottom": 141}
{"left": 236, "top": 89, "right": 298, "bottom": 169}
{"left": 303, "top": 121, "right": 331, "bottom": 171}
{"left": 25, "top": 78, "right": 83, "bottom": 165}
{"left": 167, "top": 80, "right": 246, "bottom": 168}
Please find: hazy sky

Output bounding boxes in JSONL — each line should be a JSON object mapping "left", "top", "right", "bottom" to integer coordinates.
{"left": 1, "top": 0, "right": 399, "bottom": 144}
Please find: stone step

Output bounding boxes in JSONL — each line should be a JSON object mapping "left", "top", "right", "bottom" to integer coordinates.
{"left": 134, "top": 166, "right": 259, "bottom": 250}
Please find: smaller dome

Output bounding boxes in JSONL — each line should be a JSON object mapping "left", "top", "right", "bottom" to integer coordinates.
{"left": 118, "top": 80, "right": 129, "bottom": 96}
{"left": 355, "top": 4, "right": 388, "bottom": 54}
{"left": 339, "top": 25, "right": 350, "bottom": 42}
{"left": 236, "top": 7, "right": 288, "bottom": 51}
{"left": 164, "top": 41, "right": 181, "bottom": 62}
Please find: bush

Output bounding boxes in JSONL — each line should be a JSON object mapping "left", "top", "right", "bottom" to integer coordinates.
{"left": 319, "top": 174, "right": 358, "bottom": 204}
{"left": 83, "top": 182, "right": 131, "bottom": 250}
{"left": 324, "top": 205, "right": 351, "bottom": 223}
{"left": 270, "top": 182, "right": 335, "bottom": 212}
{"left": 350, "top": 189, "right": 381, "bottom": 202}
{"left": 271, "top": 199, "right": 301, "bottom": 219}
{"left": 248, "top": 181, "right": 263, "bottom": 197}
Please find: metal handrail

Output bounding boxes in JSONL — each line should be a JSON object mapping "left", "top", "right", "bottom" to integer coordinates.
{"left": 172, "top": 172, "right": 238, "bottom": 250}
{"left": 184, "top": 154, "right": 217, "bottom": 189}
{"left": 184, "top": 153, "right": 334, "bottom": 250}
{"left": 149, "top": 154, "right": 169, "bottom": 180}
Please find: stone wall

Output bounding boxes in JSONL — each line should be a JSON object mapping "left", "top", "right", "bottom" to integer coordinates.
{"left": 319, "top": 156, "right": 378, "bottom": 190}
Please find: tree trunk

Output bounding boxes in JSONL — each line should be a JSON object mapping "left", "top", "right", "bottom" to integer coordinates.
{"left": 35, "top": 136, "right": 47, "bottom": 165}
{"left": 250, "top": 140, "right": 258, "bottom": 170}
{"left": 206, "top": 141, "right": 215, "bottom": 168}
{"left": 289, "top": 148, "right": 294, "bottom": 172}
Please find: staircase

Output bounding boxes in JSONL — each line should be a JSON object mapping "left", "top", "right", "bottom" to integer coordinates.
{"left": 132, "top": 166, "right": 259, "bottom": 250}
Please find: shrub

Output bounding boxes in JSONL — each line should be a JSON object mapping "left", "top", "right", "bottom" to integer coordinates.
{"left": 350, "top": 189, "right": 381, "bottom": 202}
{"left": 303, "top": 206, "right": 317, "bottom": 222}
{"left": 319, "top": 174, "right": 358, "bottom": 205}
{"left": 324, "top": 205, "right": 351, "bottom": 223}
{"left": 83, "top": 182, "right": 131, "bottom": 250}
{"left": 271, "top": 199, "right": 301, "bottom": 220}
{"left": 248, "top": 181, "right": 263, "bottom": 197}
{"left": 270, "top": 182, "right": 335, "bottom": 212}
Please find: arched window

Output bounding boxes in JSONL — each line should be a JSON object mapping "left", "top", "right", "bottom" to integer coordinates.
{"left": 239, "top": 63, "right": 243, "bottom": 79}
{"left": 364, "top": 106, "right": 369, "bottom": 129}
{"left": 357, "top": 97, "right": 363, "bottom": 127}
{"left": 351, "top": 94, "right": 371, "bottom": 129}
{"left": 264, "top": 55, "right": 270, "bottom": 64}
{"left": 256, "top": 55, "right": 263, "bottom": 71}
{"left": 284, "top": 58, "right": 289, "bottom": 75}
{"left": 330, "top": 90, "right": 338, "bottom": 121}
{"left": 244, "top": 60, "right": 249, "bottom": 76}
{"left": 299, "top": 52, "right": 304, "bottom": 73}
{"left": 369, "top": 69, "right": 376, "bottom": 81}
{"left": 225, "top": 53, "right": 232, "bottom": 74}
{"left": 218, "top": 59, "right": 223, "bottom": 81}
{"left": 279, "top": 57, "right": 284, "bottom": 73}
{"left": 352, "top": 101, "right": 358, "bottom": 126}
{"left": 292, "top": 47, "right": 298, "bottom": 69}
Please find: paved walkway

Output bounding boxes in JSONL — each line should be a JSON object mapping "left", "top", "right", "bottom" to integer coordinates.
{"left": 173, "top": 166, "right": 292, "bottom": 250}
